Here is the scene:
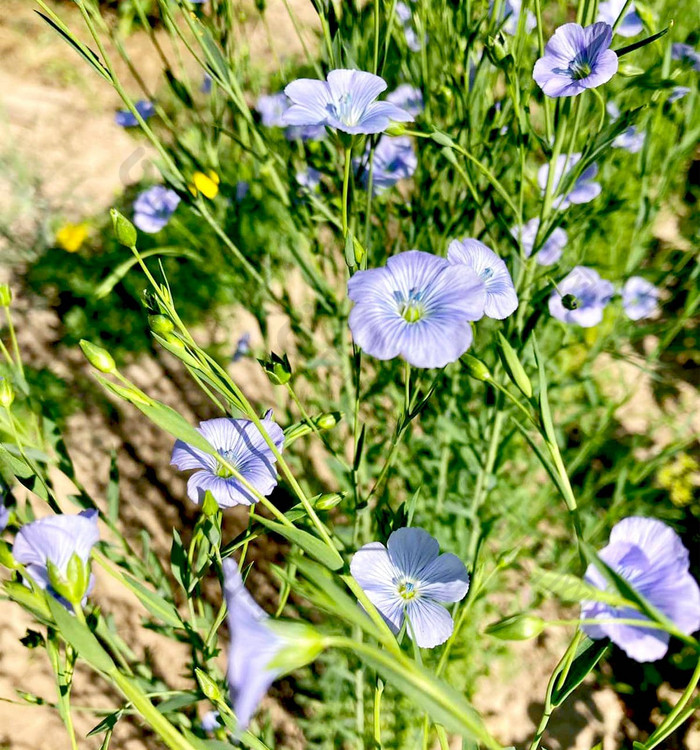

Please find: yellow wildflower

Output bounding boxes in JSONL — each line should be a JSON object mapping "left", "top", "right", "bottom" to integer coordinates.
{"left": 189, "top": 170, "right": 220, "bottom": 199}
{"left": 55, "top": 223, "right": 89, "bottom": 253}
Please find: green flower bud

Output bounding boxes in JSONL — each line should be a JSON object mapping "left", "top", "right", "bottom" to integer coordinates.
{"left": 486, "top": 613, "right": 545, "bottom": 641}
{"left": 385, "top": 122, "right": 409, "bottom": 137}
{"left": 0, "top": 284, "right": 12, "bottom": 307}
{"left": 267, "top": 621, "right": 326, "bottom": 672}
{"left": 195, "top": 668, "right": 224, "bottom": 703}
{"left": 148, "top": 314, "right": 175, "bottom": 335}
{"left": 562, "top": 294, "right": 579, "bottom": 311}
{"left": 48, "top": 554, "right": 90, "bottom": 606}
{"left": 314, "top": 411, "right": 343, "bottom": 431}
{"left": 258, "top": 352, "right": 292, "bottom": 385}
{"left": 461, "top": 353, "right": 492, "bottom": 382}
{"left": 485, "top": 32, "right": 512, "bottom": 67}
{"left": 110, "top": 208, "right": 137, "bottom": 248}
{"left": 314, "top": 492, "right": 345, "bottom": 510}
{"left": 0, "top": 378, "right": 14, "bottom": 409}
{"left": 201, "top": 490, "right": 220, "bottom": 518}
{"left": 79, "top": 340, "right": 116, "bottom": 374}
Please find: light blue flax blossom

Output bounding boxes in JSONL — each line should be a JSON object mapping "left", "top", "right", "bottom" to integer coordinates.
{"left": 549, "top": 266, "right": 613, "bottom": 327}
{"left": 492, "top": 0, "right": 536, "bottom": 36}
{"left": 283, "top": 70, "right": 413, "bottom": 136}
{"left": 351, "top": 527, "right": 470, "bottom": 648}
{"left": 171, "top": 416, "right": 284, "bottom": 508}
{"left": 386, "top": 84, "right": 424, "bottom": 117}
{"left": 223, "top": 559, "right": 285, "bottom": 731}
{"left": 581, "top": 517, "right": 700, "bottom": 662}
{"left": 533, "top": 23, "right": 618, "bottom": 98}
{"left": 672, "top": 43, "right": 700, "bottom": 72}
{"left": 133, "top": 186, "right": 181, "bottom": 233}
{"left": 347, "top": 250, "right": 486, "bottom": 369}
{"left": 612, "top": 127, "right": 645, "bottom": 153}
{"left": 115, "top": 99, "right": 155, "bottom": 127}
{"left": 512, "top": 218, "right": 567, "bottom": 266}
{"left": 447, "top": 239, "right": 518, "bottom": 319}
{"left": 622, "top": 277, "right": 659, "bottom": 320}
{"left": 256, "top": 92, "right": 324, "bottom": 140}
{"left": 597, "top": 0, "right": 643, "bottom": 38}
{"left": 538, "top": 152, "right": 601, "bottom": 210}
{"left": 13, "top": 510, "right": 99, "bottom": 608}
{"left": 669, "top": 86, "right": 691, "bottom": 103}
{"left": 358, "top": 136, "right": 417, "bottom": 195}
{"left": 0, "top": 497, "right": 9, "bottom": 532}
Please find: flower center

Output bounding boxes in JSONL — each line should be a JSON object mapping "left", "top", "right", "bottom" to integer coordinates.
{"left": 216, "top": 449, "right": 238, "bottom": 478}
{"left": 332, "top": 92, "right": 356, "bottom": 126}
{"left": 397, "top": 580, "right": 418, "bottom": 601}
{"left": 569, "top": 58, "right": 592, "bottom": 80}
{"left": 480, "top": 267, "right": 494, "bottom": 281}
{"left": 394, "top": 288, "right": 425, "bottom": 323}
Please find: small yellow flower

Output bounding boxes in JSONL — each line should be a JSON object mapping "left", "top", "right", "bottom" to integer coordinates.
{"left": 656, "top": 452, "right": 700, "bottom": 508}
{"left": 55, "top": 223, "right": 89, "bottom": 253}
{"left": 189, "top": 170, "right": 220, "bottom": 199}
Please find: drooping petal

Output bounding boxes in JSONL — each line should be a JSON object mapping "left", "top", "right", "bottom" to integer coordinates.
{"left": 405, "top": 597, "right": 455, "bottom": 648}
{"left": 283, "top": 79, "right": 333, "bottom": 125}
{"left": 223, "top": 559, "right": 283, "bottom": 731}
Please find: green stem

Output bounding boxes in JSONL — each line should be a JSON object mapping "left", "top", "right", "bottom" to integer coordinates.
{"left": 342, "top": 145, "right": 353, "bottom": 238}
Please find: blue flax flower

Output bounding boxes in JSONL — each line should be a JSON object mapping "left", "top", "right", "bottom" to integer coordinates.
{"left": 13, "top": 510, "right": 99, "bottom": 607}
{"left": 672, "top": 43, "right": 700, "bottom": 72}
{"left": 597, "top": 0, "right": 643, "bottom": 37}
{"left": 492, "top": 0, "right": 536, "bottom": 36}
{"left": 669, "top": 86, "right": 691, "bottom": 103}
{"left": 0, "top": 496, "right": 9, "bottom": 532}
{"left": 359, "top": 136, "right": 417, "bottom": 195}
{"left": 133, "top": 186, "right": 181, "bottom": 233}
{"left": 347, "top": 250, "right": 486, "bottom": 368}
{"left": 386, "top": 84, "right": 424, "bottom": 117}
{"left": 201, "top": 711, "right": 221, "bottom": 733}
{"left": 296, "top": 167, "right": 322, "bottom": 191}
{"left": 256, "top": 92, "right": 325, "bottom": 140}
{"left": 447, "top": 239, "right": 518, "bottom": 319}
{"left": 581, "top": 517, "right": 700, "bottom": 662}
{"left": 232, "top": 332, "right": 252, "bottom": 362}
{"left": 538, "top": 153, "right": 601, "bottom": 210}
{"left": 283, "top": 70, "right": 413, "bottom": 136}
{"left": 223, "top": 559, "right": 285, "bottom": 731}
{"left": 512, "top": 218, "right": 567, "bottom": 266}
{"left": 549, "top": 266, "right": 613, "bottom": 327}
{"left": 351, "top": 527, "right": 469, "bottom": 648}
{"left": 171, "top": 416, "right": 284, "bottom": 508}
{"left": 533, "top": 22, "right": 618, "bottom": 98}
{"left": 115, "top": 99, "right": 155, "bottom": 127}
{"left": 622, "top": 276, "right": 659, "bottom": 320}
{"left": 613, "top": 126, "right": 645, "bottom": 153}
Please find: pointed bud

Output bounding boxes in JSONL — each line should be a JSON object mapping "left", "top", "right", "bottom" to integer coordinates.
{"left": 486, "top": 613, "right": 545, "bottom": 641}
{"left": 0, "top": 378, "right": 14, "bottom": 409}
{"left": 0, "top": 284, "right": 12, "bottom": 307}
{"left": 110, "top": 208, "right": 137, "bottom": 248}
{"left": 148, "top": 315, "right": 175, "bottom": 335}
{"left": 497, "top": 333, "right": 532, "bottom": 399}
{"left": 201, "top": 490, "right": 220, "bottom": 518}
{"left": 80, "top": 340, "right": 116, "bottom": 374}
{"left": 195, "top": 668, "right": 224, "bottom": 703}
{"left": 385, "top": 122, "right": 409, "bottom": 137}
{"left": 259, "top": 352, "right": 292, "bottom": 385}
{"left": 314, "top": 492, "right": 345, "bottom": 510}
{"left": 461, "top": 354, "right": 492, "bottom": 382}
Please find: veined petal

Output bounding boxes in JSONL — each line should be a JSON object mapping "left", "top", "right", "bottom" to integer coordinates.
{"left": 405, "top": 598, "right": 454, "bottom": 648}
{"left": 420, "top": 553, "right": 470, "bottom": 602}
{"left": 387, "top": 527, "right": 439, "bottom": 579}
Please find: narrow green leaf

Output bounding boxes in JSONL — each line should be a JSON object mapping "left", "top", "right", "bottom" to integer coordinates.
{"left": 255, "top": 517, "right": 343, "bottom": 570}
{"left": 47, "top": 597, "right": 115, "bottom": 673}
{"left": 533, "top": 569, "right": 630, "bottom": 608}
{"left": 35, "top": 11, "right": 112, "bottom": 82}
{"left": 551, "top": 636, "right": 610, "bottom": 706}
{"left": 120, "top": 573, "right": 184, "bottom": 629}
{"left": 497, "top": 333, "right": 532, "bottom": 398}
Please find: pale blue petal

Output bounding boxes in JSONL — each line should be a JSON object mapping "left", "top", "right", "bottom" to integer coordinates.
{"left": 387, "top": 527, "right": 439, "bottom": 578}
{"left": 405, "top": 598, "right": 454, "bottom": 648}
{"left": 419, "top": 553, "right": 470, "bottom": 602}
